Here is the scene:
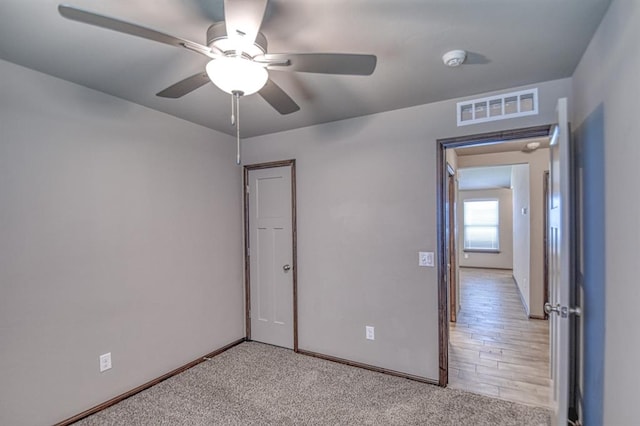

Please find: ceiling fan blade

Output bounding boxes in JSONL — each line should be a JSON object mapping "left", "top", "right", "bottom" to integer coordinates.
{"left": 257, "top": 53, "right": 377, "bottom": 75}
{"left": 58, "top": 4, "right": 215, "bottom": 58}
{"left": 258, "top": 79, "right": 300, "bottom": 115}
{"left": 223, "top": 0, "right": 268, "bottom": 51}
{"left": 156, "top": 73, "right": 211, "bottom": 98}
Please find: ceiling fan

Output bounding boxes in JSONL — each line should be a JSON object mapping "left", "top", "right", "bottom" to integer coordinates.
{"left": 58, "top": 1, "right": 377, "bottom": 163}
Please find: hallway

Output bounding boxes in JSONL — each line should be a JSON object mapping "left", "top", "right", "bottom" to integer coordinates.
{"left": 448, "top": 268, "right": 551, "bottom": 408}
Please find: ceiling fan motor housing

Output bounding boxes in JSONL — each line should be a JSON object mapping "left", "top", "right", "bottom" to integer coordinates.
{"left": 206, "top": 22, "right": 267, "bottom": 57}
{"left": 57, "top": 3, "right": 374, "bottom": 118}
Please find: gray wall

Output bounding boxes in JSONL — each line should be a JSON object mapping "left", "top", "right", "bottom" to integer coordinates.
{"left": 0, "top": 54, "right": 573, "bottom": 423}
{"left": 445, "top": 148, "right": 459, "bottom": 171}
{"left": 458, "top": 188, "right": 513, "bottom": 270}
{"left": 572, "top": 0, "right": 639, "bottom": 424}
{"left": 0, "top": 60, "right": 245, "bottom": 426}
{"left": 511, "top": 164, "right": 531, "bottom": 312}
{"left": 242, "top": 78, "right": 571, "bottom": 380}
{"left": 457, "top": 149, "right": 549, "bottom": 318}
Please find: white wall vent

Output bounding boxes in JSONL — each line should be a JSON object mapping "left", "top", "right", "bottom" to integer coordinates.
{"left": 456, "top": 88, "right": 538, "bottom": 126}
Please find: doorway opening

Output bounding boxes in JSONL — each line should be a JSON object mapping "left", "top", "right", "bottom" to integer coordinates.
{"left": 437, "top": 125, "right": 553, "bottom": 408}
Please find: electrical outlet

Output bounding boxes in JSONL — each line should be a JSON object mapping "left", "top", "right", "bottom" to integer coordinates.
{"left": 365, "top": 326, "right": 375, "bottom": 340}
{"left": 99, "top": 353, "right": 112, "bottom": 372}
{"left": 419, "top": 251, "right": 435, "bottom": 267}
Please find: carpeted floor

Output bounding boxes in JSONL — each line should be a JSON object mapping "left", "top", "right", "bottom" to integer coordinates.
{"left": 75, "top": 342, "right": 550, "bottom": 425}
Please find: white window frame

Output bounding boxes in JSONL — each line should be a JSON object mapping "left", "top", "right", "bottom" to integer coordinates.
{"left": 463, "top": 199, "right": 500, "bottom": 252}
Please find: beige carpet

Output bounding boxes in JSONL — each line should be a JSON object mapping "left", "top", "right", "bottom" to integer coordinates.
{"left": 75, "top": 341, "right": 550, "bottom": 425}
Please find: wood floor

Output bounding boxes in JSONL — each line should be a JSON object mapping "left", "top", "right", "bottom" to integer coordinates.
{"left": 448, "top": 268, "right": 551, "bottom": 408}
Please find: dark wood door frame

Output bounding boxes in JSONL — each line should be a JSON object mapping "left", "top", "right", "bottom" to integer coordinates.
{"left": 446, "top": 164, "right": 458, "bottom": 323}
{"left": 543, "top": 170, "right": 550, "bottom": 319}
{"left": 436, "top": 124, "right": 552, "bottom": 386}
{"left": 243, "top": 159, "right": 299, "bottom": 352}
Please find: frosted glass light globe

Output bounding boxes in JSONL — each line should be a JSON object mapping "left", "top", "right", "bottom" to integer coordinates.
{"left": 206, "top": 57, "right": 268, "bottom": 96}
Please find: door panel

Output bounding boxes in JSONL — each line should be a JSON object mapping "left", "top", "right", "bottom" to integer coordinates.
{"left": 256, "top": 227, "right": 273, "bottom": 322}
{"left": 573, "top": 104, "right": 604, "bottom": 424}
{"left": 548, "top": 98, "right": 570, "bottom": 425}
{"left": 248, "top": 165, "right": 294, "bottom": 349}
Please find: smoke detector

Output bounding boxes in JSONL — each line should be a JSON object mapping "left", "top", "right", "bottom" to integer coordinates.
{"left": 442, "top": 50, "right": 467, "bottom": 67}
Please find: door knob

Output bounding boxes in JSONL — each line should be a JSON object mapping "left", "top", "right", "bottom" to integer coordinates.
{"left": 283, "top": 264, "right": 291, "bottom": 272}
{"left": 545, "top": 302, "right": 582, "bottom": 318}
{"left": 544, "top": 302, "right": 561, "bottom": 315}
{"left": 561, "top": 306, "right": 582, "bottom": 317}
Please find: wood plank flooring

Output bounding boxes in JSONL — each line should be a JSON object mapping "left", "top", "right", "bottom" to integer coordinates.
{"left": 448, "top": 268, "right": 551, "bottom": 408}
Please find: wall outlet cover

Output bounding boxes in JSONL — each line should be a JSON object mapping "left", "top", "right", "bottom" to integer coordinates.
{"left": 99, "top": 353, "right": 112, "bottom": 372}
{"left": 365, "top": 326, "right": 375, "bottom": 340}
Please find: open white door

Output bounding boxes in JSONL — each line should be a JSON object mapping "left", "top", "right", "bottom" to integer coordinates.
{"left": 546, "top": 98, "right": 571, "bottom": 425}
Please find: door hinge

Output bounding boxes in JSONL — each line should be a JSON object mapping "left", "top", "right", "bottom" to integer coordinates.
{"left": 246, "top": 185, "right": 250, "bottom": 194}
{"left": 248, "top": 309, "right": 251, "bottom": 318}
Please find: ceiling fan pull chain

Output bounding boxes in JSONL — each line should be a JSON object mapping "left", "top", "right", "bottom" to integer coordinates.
{"left": 231, "top": 93, "right": 236, "bottom": 127}
{"left": 235, "top": 92, "right": 241, "bottom": 165}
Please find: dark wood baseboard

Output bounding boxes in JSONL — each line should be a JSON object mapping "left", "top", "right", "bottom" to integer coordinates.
{"left": 55, "top": 337, "right": 246, "bottom": 426}
{"left": 297, "top": 348, "right": 438, "bottom": 385}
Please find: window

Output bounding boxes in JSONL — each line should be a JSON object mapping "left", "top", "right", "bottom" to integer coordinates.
{"left": 463, "top": 199, "right": 499, "bottom": 251}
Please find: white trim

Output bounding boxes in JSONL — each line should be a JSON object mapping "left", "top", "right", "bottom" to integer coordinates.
{"left": 457, "top": 88, "right": 539, "bottom": 126}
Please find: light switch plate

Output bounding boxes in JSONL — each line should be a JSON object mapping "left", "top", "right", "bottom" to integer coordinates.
{"left": 419, "top": 252, "right": 434, "bottom": 267}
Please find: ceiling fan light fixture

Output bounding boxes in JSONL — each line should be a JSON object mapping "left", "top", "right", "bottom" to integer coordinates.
{"left": 206, "top": 57, "right": 268, "bottom": 96}
{"left": 442, "top": 50, "right": 467, "bottom": 67}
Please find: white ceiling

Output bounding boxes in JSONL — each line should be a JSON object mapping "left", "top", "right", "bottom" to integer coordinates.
{"left": 455, "top": 136, "right": 550, "bottom": 190}
{"left": 458, "top": 166, "right": 514, "bottom": 191}
{"left": 455, "top": 136, "right": 550, "bottom": 156}
{"left": 0, "top": 0, "right": 611, "bottom": 138}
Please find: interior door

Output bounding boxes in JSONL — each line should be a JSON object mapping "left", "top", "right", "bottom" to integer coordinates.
{"left": 247, "top": 164, "right": 295, "bottom": 349}
{"left": 547, "top": 98, "right": 571, "bottom": 425}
